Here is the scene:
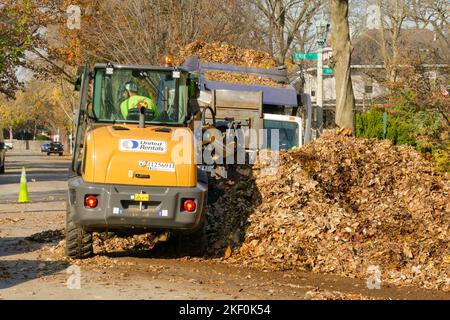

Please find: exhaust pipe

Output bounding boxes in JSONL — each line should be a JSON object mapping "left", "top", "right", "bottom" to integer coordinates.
{"left": 139, "top": 106, "right": 146, "bottom": 128}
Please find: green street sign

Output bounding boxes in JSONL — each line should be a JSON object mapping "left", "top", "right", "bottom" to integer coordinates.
{"left": 293, "top": 52, "right": 318, "bottom": 60}
{"left": 323, "top": 67, "right": 333, "bottom": 75}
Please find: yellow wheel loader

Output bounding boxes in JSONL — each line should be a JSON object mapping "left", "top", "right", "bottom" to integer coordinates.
{"left": 67, "top": 63, "right": 208, "bottom": 258}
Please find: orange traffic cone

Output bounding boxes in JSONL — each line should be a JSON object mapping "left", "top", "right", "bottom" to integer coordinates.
{"left": 18, "top": 166, "right": 30, "bottom": 203}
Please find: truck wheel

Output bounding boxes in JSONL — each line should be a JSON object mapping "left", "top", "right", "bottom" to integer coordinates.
{"left": 59, "top": 152, "right": 63, "bottom": 156}
{"left": 174, "top": 219, "right": 207, "bottom": 257}
{"left": 65, "top": 202, "right": 93, "bottom": 259}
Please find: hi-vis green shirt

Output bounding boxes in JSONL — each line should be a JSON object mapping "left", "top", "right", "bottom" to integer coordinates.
{"left": 120, "top": 95, "right": 160, "bottom": 119}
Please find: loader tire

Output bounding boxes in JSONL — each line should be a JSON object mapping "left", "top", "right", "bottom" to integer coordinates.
{"left": 175, "top": 219, "right": 207, "bottom": 257}
{"left": 65, "top": 202, "right": 93, "bottom": 259}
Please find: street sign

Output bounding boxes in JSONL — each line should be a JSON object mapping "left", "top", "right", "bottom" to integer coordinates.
{"left": 293, "top": 52, "right": 318, "bottom": 61}
{"left": 323, "top": 67, "right": 333, "bottom": 75}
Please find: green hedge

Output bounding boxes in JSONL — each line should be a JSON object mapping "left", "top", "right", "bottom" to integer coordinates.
{"left": 356, "top": 108, "right": 416, "bottom": 146}
{"left": 36, "top": 134, "right": 51, "bottom": 141}
{"left": 356, "top": 107, "right": 448, "bottom": 172}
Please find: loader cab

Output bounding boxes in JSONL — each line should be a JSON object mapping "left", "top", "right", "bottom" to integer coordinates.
{"left": 90, "top": 64, "right": 190, "bottom": 126}
{"left": 71, "top": 64, "right": 193, "bottom": 178}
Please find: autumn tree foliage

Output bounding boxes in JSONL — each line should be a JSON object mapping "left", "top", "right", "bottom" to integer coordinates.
{"left": 0, "top": 0, "right": 44, "bottom": 97}
{"left": 0, "top": 79, "right": 78, "bottom": 141}
{"left": 54, "top": 0, "right": 267, "bottom": 67}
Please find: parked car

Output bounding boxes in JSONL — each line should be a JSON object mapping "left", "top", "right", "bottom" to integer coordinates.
{"left": 41, "top": 143, "right": 50, "bottom": 153}
{"left": 5, "top": 142, "right": 13, "bottom": 150}
{"left": 47, "top": 142, "right": 64, "bottom": 156}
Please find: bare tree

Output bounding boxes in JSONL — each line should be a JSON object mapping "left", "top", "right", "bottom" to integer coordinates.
{"left": 251, "top": 0, "right": 323, "bottom": 65}
{"left": 330, "top": 0, "right": 355, "bottom": 131}
{"left": 377, "top": 0, "right": 411, "bottom": 83}
{"left": 409, "top": 0, "right": 449, "bottom": 46}
{"left": 350, "top": 0, "right": 448, "bottom": 86}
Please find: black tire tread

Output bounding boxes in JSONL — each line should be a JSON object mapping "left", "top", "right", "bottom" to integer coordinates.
{"left": 65, "top": 203, "right": 93, "bottom": 259}
{"left": 175, "top": 219, "right": 207, "bottom": 257}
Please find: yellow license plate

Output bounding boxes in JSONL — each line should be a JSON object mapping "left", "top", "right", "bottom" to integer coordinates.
{"left": 134, "top": 194, "right": 150, "bottom": 202}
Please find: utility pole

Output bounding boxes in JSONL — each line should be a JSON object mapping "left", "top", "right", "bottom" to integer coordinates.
{"left": 317, "top": 47, "right": 324, "bottom": 131}
{"left": 315, "top": 13, "right": 330, "bottom": 134}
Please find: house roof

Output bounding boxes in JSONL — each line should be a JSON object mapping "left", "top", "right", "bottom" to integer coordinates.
{"left": 352, "top": 28, "right": 449, "bottom": 65}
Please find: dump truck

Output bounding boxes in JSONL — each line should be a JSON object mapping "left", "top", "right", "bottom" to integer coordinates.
{"left": 67, "top": 62, "right": 209, "bottom": 258}
{"left": 183, "top": 57, "right": 304, "bottom": 151}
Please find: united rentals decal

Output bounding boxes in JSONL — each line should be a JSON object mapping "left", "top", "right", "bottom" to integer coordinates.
{"left": 119, "top": 139, "right": 167, "bottom": 154}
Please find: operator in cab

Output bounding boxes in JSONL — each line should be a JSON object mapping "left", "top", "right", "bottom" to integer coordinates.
{"left": 120, "top": 81, "right": 160, "bottom": 119}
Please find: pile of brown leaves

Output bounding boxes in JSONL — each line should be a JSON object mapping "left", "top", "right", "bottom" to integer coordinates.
{"left": 93, "top": 233, "right": 157, "bottom": 253}
{"left": 176, "top": 41, "right": 277, "bottom": 68}
{"left": 176, "top": 41, "right": 283, "bottom": 87}
{"left": 206, "top": 130, "right": 450, "bottom": 291}
{"left": 204, "top": 71, "right": 286, "bottom": 88}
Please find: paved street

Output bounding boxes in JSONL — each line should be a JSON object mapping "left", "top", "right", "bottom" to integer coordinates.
{"left": 0, "top": 151, "right": 69, "bottom": 204}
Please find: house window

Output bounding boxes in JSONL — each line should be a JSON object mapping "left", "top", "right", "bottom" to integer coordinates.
{"left": 364, "top": 85, "right": 373, "bottom": 94}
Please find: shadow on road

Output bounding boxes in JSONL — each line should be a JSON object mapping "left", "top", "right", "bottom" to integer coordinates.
{"left": 0, "top": 259, "right": 69, "bottom": 290}
{"left": 0, "top": 233, "right": 64, "bottom": 258}
{"left": 0, "top": 234, "right": 69, "bottom": 290}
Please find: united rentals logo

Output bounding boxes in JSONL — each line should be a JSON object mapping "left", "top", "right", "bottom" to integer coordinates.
{"left": 119, "top": 139, "right": 167, "bottom": 153}
{"left": 121, "top": 140, "right": 139, "bottom": 150}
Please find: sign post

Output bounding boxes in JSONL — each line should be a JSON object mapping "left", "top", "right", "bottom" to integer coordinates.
{"left": 317, "top": 48, "right": 324, "bottom": 131}
{"left": 315, "top": 14, "right": 330, "bottom": 134}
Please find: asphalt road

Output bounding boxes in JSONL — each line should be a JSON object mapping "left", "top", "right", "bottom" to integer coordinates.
{"left": 0, "top": 151, "right": 69, "bottom": 203}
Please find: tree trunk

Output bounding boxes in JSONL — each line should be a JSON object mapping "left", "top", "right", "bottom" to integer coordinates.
{"left": 274, "top": 0, "right": 286, "bottom": 65}
{"left": 9, "top": 126, "right": 13, "bottom": 143}
{"left": 330, "top": 0, "right": 355, "bottom": 132}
